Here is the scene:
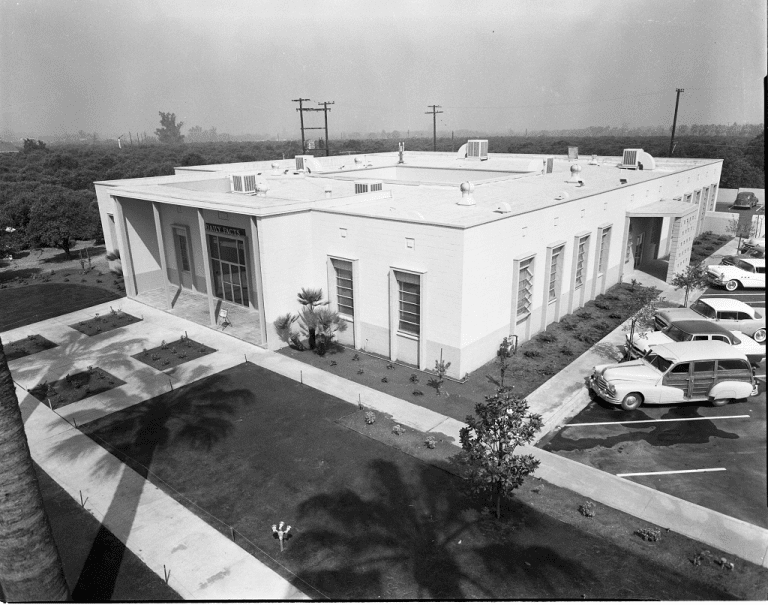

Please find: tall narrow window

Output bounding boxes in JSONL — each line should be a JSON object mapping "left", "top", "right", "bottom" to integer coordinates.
{"left": 548, "top": 246, "right": 564, "bottom": 302}
{"left": 332, "top": 259, "right": 354, "bottom": 318}
{"left": 395, "top": 271, "right": 420, "bottom": 335}
{"left": 598, "top": 228, "right": 611, "bottom": 274}
{"left": 517, "top": 258, "right": 534, "bottom": 317}
{"left": 575, "top": 236, "right": 589, "bottom": 288}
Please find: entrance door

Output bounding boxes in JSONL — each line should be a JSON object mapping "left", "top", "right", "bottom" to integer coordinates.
{"left": 173, "top": 227, "right": 193, "bottom": 289}
{"left": 633, "top": 233, "right": 645, "bottom": 267}
{"left": 208, "top": 234, "right": 250, "bottom": 307}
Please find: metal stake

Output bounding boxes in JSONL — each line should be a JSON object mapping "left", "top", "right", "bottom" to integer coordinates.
{"left": 163, "top": 565, "right": 170, "bottom": 583}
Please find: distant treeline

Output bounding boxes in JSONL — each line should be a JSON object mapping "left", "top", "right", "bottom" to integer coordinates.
{"left": 0, "top": 133, "right": 763, "bottom": 255}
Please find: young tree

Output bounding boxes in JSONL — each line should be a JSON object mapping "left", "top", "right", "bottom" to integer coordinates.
{"left": 26, "top": 188, "right": 98, "bottom": 258}
{"left": 670, "top": 263, "right": 709, "bottom": 307}
{"left": 495, "top": 336, "right": 516, "bottom": 389}
{"left": 0, "top": 339, "right": 70, "bottom": 601}
{"left": 622, "top": 288, "right": 663, "bottom": 361}
{"left": 459, "top": 389, "right": 543, "bottom": 519}
{"left": 155, "top": 112, "right": 185, "bottom": 144}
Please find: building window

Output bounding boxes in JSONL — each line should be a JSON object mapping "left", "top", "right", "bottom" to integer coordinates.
{"left": 598, "top": 228, "right": 611, "bottom": 274}
{"left": 548, "top": 246, "right": 564, "bottom": 302}
{"left": 332, "top": 259, "right": 354, "bottom": 318}
{"left": 517, "top": 257, "right": 534, "bottom": 317}
{"left": 575, "top": 236, "right": 589, "bottom": 288}
{"left": 395, "top": 271, "right": 420, "bottom": 336}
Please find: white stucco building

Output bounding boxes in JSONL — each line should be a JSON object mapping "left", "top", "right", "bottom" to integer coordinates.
{"left": 95, "top": 143, "right": 722, "bottom": 379}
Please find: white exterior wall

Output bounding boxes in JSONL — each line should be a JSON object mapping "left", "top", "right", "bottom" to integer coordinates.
{"left": 160, "top": 204, "right": 206, "bottom": 292}
{"left": 119, "top": 197, "right": 163, "bottom": 294}
{"left": 258, "top": 211, "right": 314, "bottom": 348}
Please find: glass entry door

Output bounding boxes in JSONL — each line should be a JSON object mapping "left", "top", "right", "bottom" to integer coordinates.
{"left": 208, "top": 234, "right": 249, "bottom": 307}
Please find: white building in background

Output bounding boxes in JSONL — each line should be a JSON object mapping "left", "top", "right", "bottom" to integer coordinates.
{"left": 94, "top": 143, "right": 722, "bottom": 379}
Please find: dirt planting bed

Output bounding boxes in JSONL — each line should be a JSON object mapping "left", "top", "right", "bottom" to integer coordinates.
{"left": 3, "top": 334, "right": 58, "bottom": 361}
{"left": 132, "top": 336, "right": 217, "bottom": 371}
{"left": 70, "top": 308, "right": 142, "bottom": 337}
{"left": 30, "top": 367, "right": 126, "bottom": 410}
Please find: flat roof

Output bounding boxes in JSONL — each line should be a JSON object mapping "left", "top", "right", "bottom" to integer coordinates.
{"left": 96, "top": 150, "right": 722, "bottom": 228}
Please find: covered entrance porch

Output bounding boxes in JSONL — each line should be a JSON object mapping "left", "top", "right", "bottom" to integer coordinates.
{"left": 135, "top": 286, "right": 264, "bottom": 347}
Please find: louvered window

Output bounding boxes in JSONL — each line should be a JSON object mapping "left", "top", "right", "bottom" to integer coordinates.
{"left": 575, "top": 236, "right": 589, "bottom": 288}
{"left": 332, "top": 259, "right": 354, "bottom": 318}
{"left": 232, "top": 175, "right": 243, "bottom": 191}
{"left": 598, "top": 228, "right": 611, "bottom": 274}
{"left": 517, "top": 258, "right": 534, "bottom": 317}
{"left": 548, "top": 246, "right": 564, "bottom": 302}
{"left": 395, "top": 271, "right": 420, "bottom": 335}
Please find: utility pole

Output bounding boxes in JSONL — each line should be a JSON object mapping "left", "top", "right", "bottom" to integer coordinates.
{"left": 668, "top": 88, "right": 684, "bottom": 157}
{"left": 425, "top": 105, "right": 443, "bottom": 152}
{"left": 292, "top": 98, "right": 310, "bottom": 153}
{"left": 317, "top": 101, "right": 334, "bottom": 156}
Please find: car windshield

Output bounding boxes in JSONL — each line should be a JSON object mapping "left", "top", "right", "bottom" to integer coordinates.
{"left": 664, "top": 326, "right": 692, "bottom": 342}
{"left": 690, "top": 300, "right": 716, "bottom": 319}
{"left": 735, "top": 259, "right": 754, "bottom": 272}
{"left": 644, "top": 352, "right": 673, "bottom": 373}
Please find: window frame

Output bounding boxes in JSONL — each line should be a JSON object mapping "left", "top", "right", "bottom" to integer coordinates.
{"left": 331, "top": 258, "right": 354, "bottom": 320}
{"left": 395, "top": 270, "right": 421, "bottom": 336}
{"left": 575, "top": 235, "right": 589, "bottom": 289}
{"left": 517, "top": 256, "right": 535, "bottom": 319}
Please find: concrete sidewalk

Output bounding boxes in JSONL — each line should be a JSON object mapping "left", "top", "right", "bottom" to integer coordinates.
{"left": 6, "top": 235, "right": 766, "bottom": 601}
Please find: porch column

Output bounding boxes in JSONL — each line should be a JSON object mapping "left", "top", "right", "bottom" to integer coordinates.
{"left": 197, "top": 210, "right": 217, "bottom": 326}
{"left": 248, "top": 216, "right": 268, "bottom": 347}
{"left": 113, "top": 197, "right": 137, "bottom": 298}
{"left": 152, "top": 202, "right": 172, "bottom": 309}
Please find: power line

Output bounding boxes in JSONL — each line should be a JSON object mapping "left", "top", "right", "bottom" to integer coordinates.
{"left": 291, "top": 98, "right": 310, "bottom": 153}
{"left": 425, "top": 105, "right": 443, "bottom": 151}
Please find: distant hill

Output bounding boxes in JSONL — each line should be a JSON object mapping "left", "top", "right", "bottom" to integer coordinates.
{"left": 0, "top": 140, "right": 19, "bottom": 153}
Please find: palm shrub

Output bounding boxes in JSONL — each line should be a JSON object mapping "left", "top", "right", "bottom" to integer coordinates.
{"left": 297, "top": 287, "right": 326, "bottom": 349}
{"left": 313, "top": 307, "right": 347, "bottom": 355}
{"left": 273, "top": 313, "right": 304, "bottom": 350}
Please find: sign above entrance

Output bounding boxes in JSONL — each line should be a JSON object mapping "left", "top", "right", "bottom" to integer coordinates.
{"left": 206, "top": 223, "right": 246, "bottom": 237}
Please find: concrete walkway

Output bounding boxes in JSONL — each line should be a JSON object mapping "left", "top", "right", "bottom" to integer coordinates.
{"left": 5, "top": 237, "right": 766, "bottom": 601}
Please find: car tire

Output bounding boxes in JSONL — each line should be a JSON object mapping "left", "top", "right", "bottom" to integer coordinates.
{"left": 711, "top": 398, "right": 732, "bottom": 407}
{"left": 724, "top": 280, "right": 740, "bottom": 292}
{"left": 621, "top": 392, "right": 643, "bottom": 411}
{"left": 753, "top": 328, "right": 766, "bottom": 343}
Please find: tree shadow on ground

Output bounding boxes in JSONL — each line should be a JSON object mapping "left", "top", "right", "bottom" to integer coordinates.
{"left": 42, "top": 246, "right": 106, "bottom": 264}
{"left": 0, "top": 267, "right": 41, "bottom": 283}
{"left": 42, "top": 353, "right": 243, "bottom": 600}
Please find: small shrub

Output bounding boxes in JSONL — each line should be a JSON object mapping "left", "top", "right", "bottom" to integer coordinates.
{"left": 560, "top": 346, "right": 574, "bottom": 356}
{"left": 381, "top": 376, "right": 388, "bottom": 383}
{"left": 162, "top": 359, "right": 170, "bottom": 366}
{"left": 392, "top": 424, "right": 405, "bottom": 436}
{"left": 171, "top": 347, "right": 177, "bottom": 354}
{"left": 537, "top": 365, "right": 555, "bottom": 376}
{"left": 704, "top": 245, "right": 716, "bottom": 252}
{"left": 523, "top": 349, "right": 541, "bottom": 358}
{"left": 161, "top": 340, "right": 168, "bottom": 350}
{"left": 560, "top": 320, "right": 576, "bottom": 331}
{"left": 578, "top": 501, "right": 595, "bottom": 518}
{"left": 386, "top": 363, "right": 395, "bottom": 370}
{"left": 635, "top": 527, "right": 661, "bottom": 542}
{"left": 692, "top": 550, "right": 711, "bottom": 566}
{"left": 536, "top": 332, "right": 557, "bottom": 343}
{"left": 409, "top": 373, "right": 419, "bottom": 383}
{"left": 595, "top": 301, "right": 610, "bottom": 310}
{"left": 425, "top": 436, "right": 437, "bottom": 449}
{"left": 352, "top": 353, "right": 360, "bottom": 361}
{"left": 412, "top": 389, "right": 424, "bottom": 396}
{"left": 604, "top": 293, "right": 620, "bottom": 301}
{"left": 594, "top": 321, "right": 611, "bottom": 333}
{"left": 357, "top": 368, "right": 364, "bottom": 375}
{"left": 609, "top": 312, "right": 622, "bottom": 319}
{"left": 576, "top": 310, "right": 592, "bottom": 320}
{"left": 364, "top": 411, "right": 376, "bottom": 424}
{"left": 329, "top": 360, "right": 337, "bottom": 366}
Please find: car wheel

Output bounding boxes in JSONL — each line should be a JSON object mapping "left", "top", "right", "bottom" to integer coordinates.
{"left": 724, "top": 280, "right": 740, "bottom": 292}
{"left": 753, "top": 328, "right": 766, "bottom": 343}
{"left": 711, "top": 398, "right": 732, "bottom": 407}
{"left": 621, "top": 392, "right": 643, "bottom": 411}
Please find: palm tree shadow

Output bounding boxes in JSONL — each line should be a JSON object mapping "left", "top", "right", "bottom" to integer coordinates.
{"left": 45, "top": 362, "right": 247, "bottom": 601}
{"left": 293, "top": 459, "right": 490, "bottom": 600}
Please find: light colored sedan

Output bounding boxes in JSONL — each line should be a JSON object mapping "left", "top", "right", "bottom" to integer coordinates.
{"left": 706, "top": 258, "right": 765, "bottom": 291}
{"left": 655, "top": 298, "right": 766, "bottom": 344}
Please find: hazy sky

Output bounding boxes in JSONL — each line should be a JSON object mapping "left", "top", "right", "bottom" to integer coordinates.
{"left": 1, "top": 0, "right": 765, "bottom": 139}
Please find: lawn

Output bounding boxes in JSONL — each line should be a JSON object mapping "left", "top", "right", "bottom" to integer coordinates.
{"left": 0, "top": 284, "right": 121, "bottom": 331}
{"left": 280, "top": 282, "right": 667, "bottom": 424}
{"left": 79, "top": 363, "right": 760, "bottom": 600}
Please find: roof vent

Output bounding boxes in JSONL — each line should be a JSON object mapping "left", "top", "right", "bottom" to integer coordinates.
{"left": 295, "top": 155, "right": 313, "bottom": 171}
{"left": 493, "top": 202, "right": 512, "bottom": 214}
{"left": 568, "top": 146, "right": 578, "bottom": 160}
{"left": 620, "top": 149, "right": 656, "bottom": 170}
{"left": 354, "top": 181, "right": 383, "bottom": 194}
{"left": 255, "top": 181, "right": 269, "bottom": 197}
{"left": 324, "top": 185, "right": 333, "bottom": 199}
{"left": 271, "top": 162, "right": 281, "bottom": 176}
{"left": 543, "top": 157, "right": 555, "bottom": 174}
{"left": 566, "top": 164, "right": 582, "bottom": 183}
{"left": 466, "top": 140, "right": 488, "bottom": 160}
{"left": 230, "top": 173, "right": 258, "bottom": 194}
{"left": 458, "top": 181, "right": 475, "bottom": 206}
{"left": 554, "top": 191, "right": 570, "bottom": 201}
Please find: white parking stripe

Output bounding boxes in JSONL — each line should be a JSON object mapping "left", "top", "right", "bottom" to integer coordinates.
{"left": 618, "top": 468, "right": 726, "bottom": 477}
{"left": 564, "top": 414, "right": 750, "bottom": 427}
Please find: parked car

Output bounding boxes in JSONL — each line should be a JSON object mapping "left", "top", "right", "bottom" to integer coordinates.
{"left": 655, "top": 298, "right": 766, "bottom": 343}
{"left": 706, "top": 257, "right": 765, "bottom": 291}
{"left": 731, "top": 191, "right": 759, "bottom": 210}
{"left": 587, "top": 341, "right": 757, "bottom": 411}
{"left": 739, "top": 237, "right": 766, "bottom": 257}
{"left": 627, "top": 319, "right": 765, "bottom": 365}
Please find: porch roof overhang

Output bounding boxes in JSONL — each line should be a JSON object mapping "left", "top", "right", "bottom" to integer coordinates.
{"left": 626, "top": 199, "right": 698, "bottom": 218}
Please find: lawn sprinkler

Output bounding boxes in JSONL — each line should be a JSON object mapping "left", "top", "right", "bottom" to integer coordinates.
{"left": 271, "top": 521, "right": 292, "bottom": 552}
